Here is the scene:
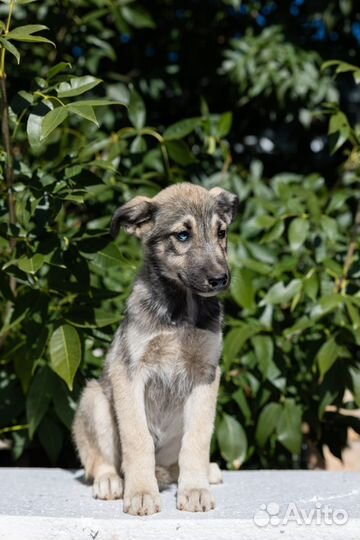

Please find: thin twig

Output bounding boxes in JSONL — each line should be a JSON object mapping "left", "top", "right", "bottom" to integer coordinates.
{"left": 0, "top": 75, "right": 17, "bottom": 295}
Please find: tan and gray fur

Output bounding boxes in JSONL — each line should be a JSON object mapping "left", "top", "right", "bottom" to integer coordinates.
{"left": 73, "top": 182, "right": 239, "bottom": 515}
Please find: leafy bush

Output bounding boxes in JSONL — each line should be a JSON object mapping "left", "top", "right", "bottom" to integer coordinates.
{"left": 221, "top": 26, "right": 338, "bottom": 109}
{"left": 1, "top": 0, "right": 360, "bottom": 470}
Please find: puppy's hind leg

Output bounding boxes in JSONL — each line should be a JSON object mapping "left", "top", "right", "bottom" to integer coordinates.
{"left": 73, "top": 380, "right": 123, "bottom": 500}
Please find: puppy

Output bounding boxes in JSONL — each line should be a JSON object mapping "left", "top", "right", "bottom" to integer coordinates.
{"left": 73, "top": 182, "right": 239, "bottom": 515}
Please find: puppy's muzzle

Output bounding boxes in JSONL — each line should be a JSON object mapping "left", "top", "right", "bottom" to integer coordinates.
{"left": 207, "top": 273, "right": 229, "bottom": 291}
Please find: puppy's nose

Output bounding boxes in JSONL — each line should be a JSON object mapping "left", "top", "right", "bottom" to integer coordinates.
{"left": 208, "top": 273, "right": 228, "bottom": 289}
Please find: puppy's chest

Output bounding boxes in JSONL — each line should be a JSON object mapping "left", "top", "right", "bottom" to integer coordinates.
{"left": 129, "top": 325, "right": 221, "bottom": 392}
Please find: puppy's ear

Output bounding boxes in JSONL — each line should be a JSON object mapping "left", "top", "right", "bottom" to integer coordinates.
{"left": 111, "top": 196, "right": 156, "bottom": 238}
{"left": 209, "top": 187, "right": 239, "bottom": 224}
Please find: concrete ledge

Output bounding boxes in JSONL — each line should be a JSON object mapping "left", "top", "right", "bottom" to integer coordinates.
{"left": 0, "top": 468, "right": 359, "bottom": 539}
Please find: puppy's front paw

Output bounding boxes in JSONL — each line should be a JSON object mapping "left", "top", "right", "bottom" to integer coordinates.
{"left": 209, "top": 462, "right": 223, "bottom": 484}
{"left": 93, "top": 473, "right": 123, "bottom": 500}
{"left": 123, "top": 489, "right": 161, "bottom": 516}
{"left": 177, "top": 488, "right": 215, "bottom": 512}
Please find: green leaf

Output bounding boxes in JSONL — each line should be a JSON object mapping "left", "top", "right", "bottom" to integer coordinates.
{"left": 49, "top": 325, "right": 81, "bottom": 390}
{"left": 121, "top": 5, "right": 155, "bottom": 29}
{"left": 26, "top": 367, "right": 53, "bottom": 438}
{"left": 6, "top": 29, "right": 54, "bottom": 46}
{"left": 252, "top": 335, "right": 279, "bottom": 380}
{"left": 38, "top": 415, "right": 63, "bottom": 464}
{"left": 328, "top": 111, "right": 352, "bottom": 154}
{"left": 128, "top": 88, "right": 146, "bottom": 129}
{"left": 18, "top": 254, "right": 44, "bottom": 274}
{"left": 7, "top": 24, "right": 48, "bottom": 36}
{"left": 262, "top": 220, "right": 285, "bottom": 243}
{"left": 349, "top": 368, "right": 360, "bottom": 407}
{"left": 223, "top": 325, "right": 261, "bottom": 369}
{"left": 276, "top": 400, "right": 302, "bottom": 454}
{"left": 95, "top": 310, "right": 123, "bottom": 328}
{"left": 255, "top": 402, "right": 282, "bottom": 447}
{"left": 217, "top": 112, "right": 232, "bottom": 138}
{"left": 41, "top": 107, "right": 68, "bottom": 139}
{"left": 217, "top": 413, "right": 248, "bottom": 468}
{"left": 288, "top": 217, "right": 309, "bottom": 251}
{"left": 310, "top": 294, "right": 343, "bottom": 320}
{"left": 130, "top": 135, "right": 147, "bottom": 153}
{"left": 67, "top": 104, "right": 98, "bottom": 126}
{"left": 70, "top": 99, "right": 125, "bottom": 107}
{"left": 320, "top": 215, "right": 338, "bottom": 242}
{"left": 27, "top": 113, "right": 43, "bottom": 148}
{"left": 52, "top": 381, "right": 76, "bottom": 429}
{"left": 261, "top": 279, "right": 302, "bottom": 305}
{"left": 345, "top": 298, "right": 360, "bottom": 330}
{"left": 91, "top": 243, "right": 122, "bottom": 269}
{"left": 165, "top": 140, "right": 195, "bottom": 166}
{"left": 164, "top": 117, "right": 202, "bottom": 140}
{"left": 0, "top": 37, "right": 20, "bottom": 64}
{"left": 230, "top": 268, "right": 255, "bottom": 311}
{"left": 47, "top": 62, "right": 72, "bottom": 81}
{"left": 317, "top": 337, "right": 339, "bottom": 379}
{"left": 255, "top": 215, "right": 276, "bottom": 229}
{"left": 57, "top": 76, "right": 102, "bottom": 98}
{"left": 304, "top": 272, "right": 318, "bottom": 301}
{"left": 232, "top": 388, "right": 251, "bottom": 424}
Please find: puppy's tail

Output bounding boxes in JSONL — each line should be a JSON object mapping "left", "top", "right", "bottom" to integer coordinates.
{"left": 155, "top": 464, "right": 178, "bottom": 491}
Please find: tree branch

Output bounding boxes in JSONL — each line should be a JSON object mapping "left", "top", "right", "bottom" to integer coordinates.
{"left": 0, "top": 74, "right": 17, "bottom": 295}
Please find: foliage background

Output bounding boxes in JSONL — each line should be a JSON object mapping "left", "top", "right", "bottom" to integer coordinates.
{"left": 1, "top": 0, "right": 360, "bottom": 470}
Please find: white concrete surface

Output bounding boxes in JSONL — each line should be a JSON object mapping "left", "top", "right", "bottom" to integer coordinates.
{"left": 0, "top": 468, "right": 359, "bottom": 540}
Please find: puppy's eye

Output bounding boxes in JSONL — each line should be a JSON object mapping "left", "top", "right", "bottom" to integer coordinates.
{"left": 176, "top": 230, "right": 190, "bottom": 242}
{"left": 218, "top": 229, "right": 226, "bottom": 239}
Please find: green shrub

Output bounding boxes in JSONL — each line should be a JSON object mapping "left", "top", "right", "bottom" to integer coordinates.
{"left": 1, "top": 0, "right": 360, "bottom": 469}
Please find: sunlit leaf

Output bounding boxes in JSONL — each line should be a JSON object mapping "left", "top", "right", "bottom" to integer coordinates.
{"left": 57, "top": 76, "right": 102, "bottom": 98}
{"left": 41, "top": 107, "right": 68, "bottom": 139}
{"left": 49, "top": 325, "right": 81, "bottom": 390}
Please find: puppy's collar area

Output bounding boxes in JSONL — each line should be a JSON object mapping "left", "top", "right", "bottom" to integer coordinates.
{"left": 134, "top": 267, "right": 221, "bottom": 333}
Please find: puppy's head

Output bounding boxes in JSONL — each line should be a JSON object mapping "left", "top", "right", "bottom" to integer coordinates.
{"left": 111, "top": 183, "right": 239, "bottom": 296}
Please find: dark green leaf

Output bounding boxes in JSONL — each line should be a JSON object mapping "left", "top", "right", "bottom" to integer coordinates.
{"left": 288, "top": 218, "right": 309, "bottom": 251}
{"left": 91, "top": 243, "right": 122, "bottom": 269}
{"left": 47, "top": 62, "right": 72, "bottom": 80}
{"left": 26, "top": 367, "right": 53, "bottom": 438}
{"left": 232, "top": 388, "right": 252, "bottom": 424}
{"left": 128, "top": 88, "right": 146, "bottom": 129}
{"left": 217, "top": 413, "right": 247, "bottom": 468}
{"left": 255, "top": 402, "right": 282, "bottom": 447}
{"left": 317, "top": 338, "right": 339, "bottom": 379}
{"left": 165, "top": 140, "right": 195, "bottom": 166}
{"left": 276, "top": 400, "right": 302, "bottom": 454}
{"left": 350, "top": 368, "right": 360, "bottom": 407}
{"left": 223, "top": 325, "right": 261, "bottom": 369}
{"left": 41, "top": 107, "right": 68, "bottom": 139}
{"left": 38, "top": 415, "right": 63, "bottom": 464}
{"left": 67, "top": 103, "right": 98, "bottom": 125}
{"left": 230, "top": 268, "right": 255, "bottom": 311}
{"left": 0, "top": 37, "right": 20, "bottom": 64}
{"left": 164, "top": 117, "right": 202, "bottom": 140}
{"left": 121, "top": 6, "right": 155, "bottom": 29}
{"left": 217, "top": 112, "right": 232, "bottom": 138}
